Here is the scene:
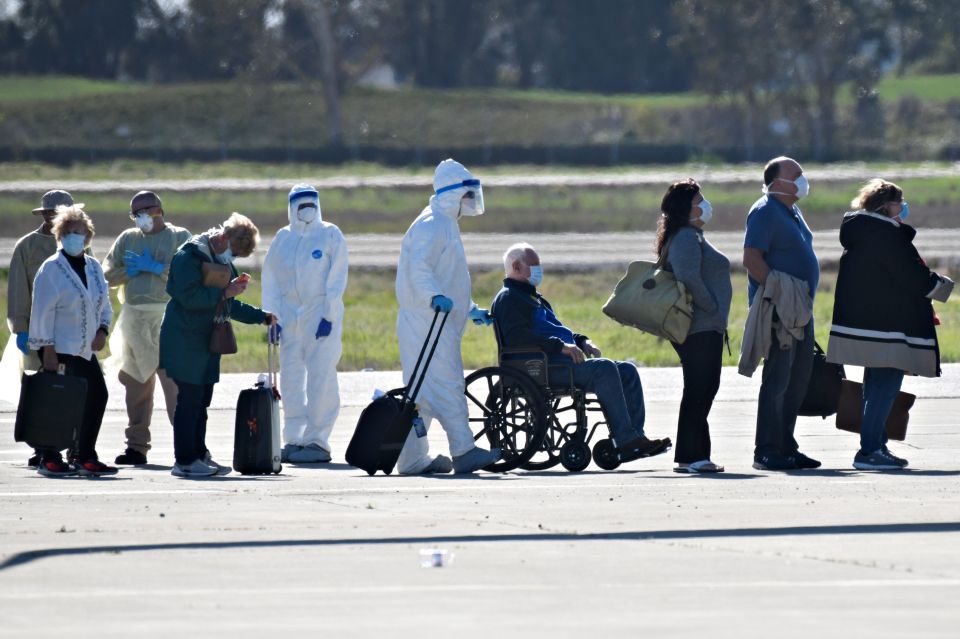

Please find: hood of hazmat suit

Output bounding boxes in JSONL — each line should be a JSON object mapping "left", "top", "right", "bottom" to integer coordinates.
{"left": 393, "top": 159, "right": 484, "bottom": 474}
{"left": 261, "top": 184, "right": 349, "bottom": 451}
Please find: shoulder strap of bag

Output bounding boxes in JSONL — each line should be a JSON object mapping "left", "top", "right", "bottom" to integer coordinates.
{"left": 657, "top": 233, "right": 678, "bottom": 267}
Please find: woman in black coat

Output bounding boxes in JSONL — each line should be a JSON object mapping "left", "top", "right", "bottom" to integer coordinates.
{"left": 827, "top": 179, "right": 953, "bottom": 470}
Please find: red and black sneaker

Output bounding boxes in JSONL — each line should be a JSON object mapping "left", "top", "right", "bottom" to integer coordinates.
{"left": 73, "top": 459, "right": 119, "bottom": 477}
{"left": 37, "top": 458, "right": 76, "bottom": 477}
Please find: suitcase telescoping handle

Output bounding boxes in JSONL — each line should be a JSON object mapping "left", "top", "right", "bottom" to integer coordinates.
{"left": 267, "top": 325, "right": 280, "bottom": 398}
{"left": 403, "top": 309, "right": 449, "bottom": 407}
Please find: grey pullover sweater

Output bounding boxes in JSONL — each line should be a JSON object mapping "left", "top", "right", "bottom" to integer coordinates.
{"left": 662, "top": 226, "right": 732, "bottom": 337}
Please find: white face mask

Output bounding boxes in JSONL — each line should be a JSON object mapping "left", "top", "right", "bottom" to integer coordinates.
{"left": 296, "top": 203, "right": 318, "bottom": 223}
{"left": 765, "top": 175, "right": 810, "bottom": 199}
{"left": 459, "top": 197, "right": 478, "bottom": 218}
{"left": 693, "top": 198, "right": 713, "bottom": 224}
{"left": 217, "top": 246, "right": 234, "bottom": 264}
{"left": 134, "top": 214, "right": 154, "bottom": 232}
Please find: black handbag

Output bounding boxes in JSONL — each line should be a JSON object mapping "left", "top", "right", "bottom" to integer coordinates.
{"left": 14, "top": 365, "right": 87, "bottom": 449}
{"left": 799, "top": 341, "right": 845, "bottom": 418}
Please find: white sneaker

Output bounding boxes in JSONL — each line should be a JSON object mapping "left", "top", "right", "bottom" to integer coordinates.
{"left": 203, "top": 452, "right": 232, "bottom": 476}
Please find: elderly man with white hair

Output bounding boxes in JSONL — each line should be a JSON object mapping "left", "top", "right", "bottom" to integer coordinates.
{"left": 490, "top": 242, "right": 671, "bottom": 465}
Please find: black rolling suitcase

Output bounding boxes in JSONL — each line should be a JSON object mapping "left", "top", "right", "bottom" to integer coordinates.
{"left": 14, "top": 364, "right": 87, "bottom": 450}
{"left": 346, "top": 309, "right": 448, "bottom": 475}
{"left": 233, "top": 331, "right": 282, "bottom": 475}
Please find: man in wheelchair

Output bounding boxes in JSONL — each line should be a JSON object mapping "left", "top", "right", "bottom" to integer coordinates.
{"left": 491, "top": 243, "right": 672, "bottom": 464}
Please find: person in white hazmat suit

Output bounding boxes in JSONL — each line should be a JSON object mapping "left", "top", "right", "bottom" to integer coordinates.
{"left": 262, "top": 185, "right": 348, "bottom": 464}
{"left": 103, "top": 191, "right": 192, "bottom": 465}
{"left": 395, "top": 159, "right": 501, "bottom": 475}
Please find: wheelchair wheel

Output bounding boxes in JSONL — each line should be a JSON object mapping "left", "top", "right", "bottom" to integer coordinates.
{"left": 560, "top": 440, "right": 591, "bottom": 472}
{"left": 464, "top": 366, "right": 547, "bottom": 472}
{"left": 592, "top": 438, "right": 620, "bottom": 470}
{"left": 520, "top": 395, "right": 583, "bottom": 471}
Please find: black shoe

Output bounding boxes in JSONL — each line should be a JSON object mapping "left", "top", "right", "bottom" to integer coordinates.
{"left": 617, "top": 437, "right": 670, "bottom": 463}
{"left": 753, "top": 453, "right": 797, "bottom": 471}
{"left": 115, "top": 448, "right": 148, "bottom": 465}
{"left": 793, "top": 451, "right": 821, "bottom": 469}
{"left": 27, "top": 452, "right": 41, "bottom": 468}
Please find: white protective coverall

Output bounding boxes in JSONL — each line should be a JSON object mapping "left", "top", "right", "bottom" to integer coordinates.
{"left": 395, "top": 159, "right": 485, "bottom": 474}
{"left": 262, "top": 185, "right": 348, "bottom": 453}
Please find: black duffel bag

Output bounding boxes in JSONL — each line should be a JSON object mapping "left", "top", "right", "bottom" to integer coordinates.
{"left": 799, "top": 341, "right": 845, "bottom": 418}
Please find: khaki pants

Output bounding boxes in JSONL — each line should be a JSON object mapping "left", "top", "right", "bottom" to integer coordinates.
{"left": 120, "top": 368, "right": 178, "bottom": 454}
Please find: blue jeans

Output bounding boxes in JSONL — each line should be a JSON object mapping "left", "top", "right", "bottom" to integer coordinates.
{"left": 548, "top": 358, "right": 645, "bottom": 446}
{"left": 861, "top": 367, "right": 904, "bottom": 454}
{"left": 755, "top": 320, "right": 814, "bottom": 458}
{"left": 172, "top": 380, "right": 215, "bottom": 465}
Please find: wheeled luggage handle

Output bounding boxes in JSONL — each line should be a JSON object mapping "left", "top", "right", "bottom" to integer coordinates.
{"left": 266, "top": 326, "right": 280, "bottom": 399}
{"left": 403, "top": 309, "right": 449, "bottom": 407}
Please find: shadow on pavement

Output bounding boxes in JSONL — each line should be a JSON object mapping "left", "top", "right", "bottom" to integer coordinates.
{"left": 4, "top": 521, "right": 960, "bottom": 572}
{"left": 284, "top": 462, "right": 356, "bottom": 471}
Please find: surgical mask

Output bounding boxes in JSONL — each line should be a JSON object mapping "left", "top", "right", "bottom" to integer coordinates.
{"left": 134, "top": 214, "right": 154, "bottom": 232}
{"left": 460, "top": 197, "right": 478, "bottom": 218}
{"left": 693, "top": 198, "right": 713, "bottom": 224}
{"left": 897, "top": 201, "right": 910, "bottom": 221}
{"left": 216, "top": 246, "right": 234, "bottom": 264}
{"left": 296, "top": 203, "right": 318, "bottom": 223}
{"left": 765, "top": 175, "right": 810, "bottom": 199}
{"left": 61, "top": 233, "right": 86, "bottom": 257}
{"left": 528, "top": 265, "right": 543, "bottom": 287}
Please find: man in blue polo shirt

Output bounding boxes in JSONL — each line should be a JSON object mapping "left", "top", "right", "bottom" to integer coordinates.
{"left": 743, "top": 156, "right": 821, "bottom": 471}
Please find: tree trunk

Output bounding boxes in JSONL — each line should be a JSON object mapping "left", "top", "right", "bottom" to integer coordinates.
{"left": 301, "top": 0, "right": 343, "bottom": 147}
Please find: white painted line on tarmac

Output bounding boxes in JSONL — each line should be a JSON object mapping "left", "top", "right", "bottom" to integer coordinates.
{"left": 1, "top": 579, "right": 959, "bottom": 600}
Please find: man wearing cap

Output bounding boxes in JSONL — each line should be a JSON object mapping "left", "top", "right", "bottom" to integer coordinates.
{"left": 102, "top": 191, "right": 191, "bottom": 465}
{"left": 7, "top": 190, "right": 87, "bottom": 467}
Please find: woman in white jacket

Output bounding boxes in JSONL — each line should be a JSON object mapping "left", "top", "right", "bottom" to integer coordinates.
{"left": 28, "top": 205, "right": 115, "bottom": 477}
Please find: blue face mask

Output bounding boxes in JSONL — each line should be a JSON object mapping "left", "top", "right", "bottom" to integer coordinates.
{"left": 898, "top": 201, "right": 910, "bottom": 221}
{"left": 61, "top": 233, "right": 86, "bottom": 257}
{"left": 528, "top": 265, "right": 543, "bottom": 287}
{"left": 217, "top": 246, "right": 234, "bottom": 264}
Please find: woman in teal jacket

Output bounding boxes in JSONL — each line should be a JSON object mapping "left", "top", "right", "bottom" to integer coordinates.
{"left": 160, "top": 213, "right": 276, "bottom": 477}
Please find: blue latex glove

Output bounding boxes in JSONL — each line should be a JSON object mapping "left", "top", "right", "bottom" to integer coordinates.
{"left": 431, "top": 295, "right": 453, "bottom": 314}
{"left": 125, "top": 250, "right": 164, "bottom": 276}
{"left": 316, "top": 318, "right": 332, "bottom": 339}
{"left": 268, "top": 323, "right": 282, "bottom": 344}
{"left": 468, "top": 306, "right": 493, "bottom": 326}
{"left": 15, "top": 332, "right": 29, "bottom": 355}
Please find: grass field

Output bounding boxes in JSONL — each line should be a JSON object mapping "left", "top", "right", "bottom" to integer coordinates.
{"left": 2, "top": 268, "right": 958, "bottom": 373}
{"left": 2, "top": 173, "right": 959, "bottom": 238}
{"left": 3, "top": 73, "right": 960, "bottom": 107}
{"left": 2, "top": 73, "right": 960, "bottom": 160}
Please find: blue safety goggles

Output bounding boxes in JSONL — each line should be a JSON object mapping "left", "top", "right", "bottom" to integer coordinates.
{"left": 435, "top": 179, "right": 480, "bottom": 195}
{"left": 289, "top": 189, "right": 319, "bottom": 203}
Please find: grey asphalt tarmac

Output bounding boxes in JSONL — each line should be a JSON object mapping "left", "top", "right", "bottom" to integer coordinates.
{"left": 1, "top": 366, "right": 958, "bottom": 638}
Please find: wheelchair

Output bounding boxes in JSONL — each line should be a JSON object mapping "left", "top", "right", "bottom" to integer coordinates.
{"left": 463, "top": 320, "right": 625, "bottom": 472}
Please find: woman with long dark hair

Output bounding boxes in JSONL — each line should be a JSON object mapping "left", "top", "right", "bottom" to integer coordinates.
{"left": 656, "top": 179, "right": 732, "bottom": 473}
